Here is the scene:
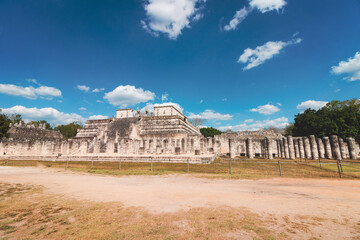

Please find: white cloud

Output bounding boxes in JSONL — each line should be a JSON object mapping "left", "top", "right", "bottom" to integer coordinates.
{"left": 224, "top": 0, "right": 286, "bottom": 31}
{"left": 224, "top": 7, "right": 251, "bottom": 31}
{"left": 250, "top": 104, "right": 280, "bottom": 115}
{"left": 141, "top": 0, "right": 206, "bottom": 39}
{"left": 1, "top": 105, "right": 85, "bottom": 125}
{"left": 218, "top": 117, "right": 289, "bottom": 132}
{"left": 104, "top": 85, "right": 155, "bottom": 107}
{"left": 221, "top": 98, "right": 227, "bottom": 102}
{"left": 92, "top": 88, "right": 105, "bottom": 93}
{"left": 331, "top": 52, "right": 360, "bottom": 81}
{"left": 0, "top": 83, "right": 62, "bottom": 100}
{"left": 249, "top": 0, "right": 287, "bottom": 13}
{"left": 200, "top": 99, "right": 203, "bottom": 103}
{"left": 96, "top": 100, "right": 104, "bottom": 103}
{"left": 238, "top": 38, "right": 302, "bottom": 70}
{"left": 89, "top": 115, "right": 108, "bottom": 120}
{"left": 161, "top": 93, "right": 168, "bottom": 102}
{"left": 244, "top": 119, "right": 254, "bottom": 123}
{"left": 141, "top": 102, "right": 183, "bottom": 113}
{"left": 77, "top": 85, "right": 90, "bottom": 92}
{"left": 188, "top": 109, "right": 233, "bottom": 120}
{"left": 297, "top": 100, "right": 328, "bottom": 111}
{"left": 79, "top": 107, "right": 87, "bottom": 111}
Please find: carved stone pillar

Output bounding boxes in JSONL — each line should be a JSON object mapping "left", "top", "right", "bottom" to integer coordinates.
{"left": 287, "top": 136, "right": 295, "bottom": 159}
{"left": 246, "top": 138, "right": 253, "bottom": 159}
{"left": 330, "top": 135, "right": 342, "bottom": 160}
{"left": 309, "top": 135, "right": 319, "bottom": 159}
{"left": 347, "top": 137, "right": 358, "bottom": 160}
{"left": 317, "top": 138, "right": 325, "bottom": 159}
{"left": 323, "top": 137, "right": 333, "bottom": 159}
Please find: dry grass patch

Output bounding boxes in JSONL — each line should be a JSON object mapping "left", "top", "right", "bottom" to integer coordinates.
{"left": 2, "top": 158, "right": 360, "bottom": 180}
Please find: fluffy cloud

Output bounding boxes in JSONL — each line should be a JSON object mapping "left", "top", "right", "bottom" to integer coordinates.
{"left": 249, "top": 0, "right": 287, "bottom": 13}
{"left": 89, "top": 115, "right": 109, "bottom": 120}
{"left": 79, "top": 107, "right": 87, "bottom": 111}
{"left": 1, "top": 105, "right": 85, "bottom": 125}
{"left": 0, "top": 84, "right": 62, "bottom": 100}
{"left": 141, "top": 102, "right": 183, "bottom": 113}
{"left": 331, "top": 52, "right": 360, "bottom": 81}
{"left": 250, "top": 104, "right": 280, "bottom": 115}
{"left": 224, "top": 0, "right": 286, "bottom": 31}
{"left": 238, "top": 38, "right": 302, "bottom": 70}
{"left": 141, "top": 0, "right": 206, "bottom": 39}
{"left": 218, "top": 117, "right": 289, "bottom": 131}
{"left": 224, "top": 7, "right": 251, "bottom": 31}
{"left": 92, "top": 88, "right": 105, "bottom": 93}
{"left": 188, "top": 109, "right": 233, "bottom": 120}
{"left": 76, "top": 85, "right": 90, "bottom": 92}
{"left": 77, "top": 85, "right": 105, "bottom": 93}
{"left": 104, "top": 85, "right": 155, "bottom": 107}
{"left": 297, "top": 100, "right": 328, "bottom": 111}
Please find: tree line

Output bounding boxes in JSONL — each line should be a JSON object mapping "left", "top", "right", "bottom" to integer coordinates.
{"left": 285, "top": 99, "right": 360, "bottom": 141}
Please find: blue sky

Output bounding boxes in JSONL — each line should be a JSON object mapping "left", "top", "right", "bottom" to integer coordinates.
{"left": 0, "top": 0, "right": 359, "bottom": 130}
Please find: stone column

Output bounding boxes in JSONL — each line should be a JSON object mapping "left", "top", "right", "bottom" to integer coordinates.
{"left": 276, "top": 139, "right": 281, "bottom": 158}
{"left": 283, "top": 137, "right": 289, "bottom": 159}
{"left": 347, "top": 137, "right": 358, "bottom": 160}
{"left": 279, "top": 139, "right": 284, "bottom": 158}
{"left": 323, "top": 137, "right": 333, "bottom": 159}
{"left": 229, "top": 138, "right": 235, "bottom": 159}
{"left": 330, "top": 135, "right": 342, "bottom": 160}
{"left": 317, "top": 138, "right": 325, "bottom": 159}
{"left": 298, "top": 138, "right": 305, "bottom": 159}
{"left": 309, "top": 135, "right": 319, "bottom": 159}
{"left": 93, "top": 139, "right": 100, "bottom": 154}
{"left": 246, "top": 138, "right": 254, "bottom": 159}
{"left": 303, "top": 137, "right": 311, "bottom": 159}
{"left": 266, "top": 137, "right": 273, "bottom": 159}
{"left": 339, "top": 138, "right": 347, "bottom": 159}
{"left": 107, "top": 139, "right": 114, "bottom": 154}
{"left": 294, "top": 139, "right": 299, "bottom": 158}
{"left": 287, "top": 136, "right": 295, "bottom": 159}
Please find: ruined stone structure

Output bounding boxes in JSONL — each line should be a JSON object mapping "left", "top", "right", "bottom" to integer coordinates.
{"left": 1, "top": 106, "right": 359, "bottom": 163}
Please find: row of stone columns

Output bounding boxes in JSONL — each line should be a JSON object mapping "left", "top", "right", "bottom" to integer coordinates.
{"left": 275, "top": 135, "right": 359, "bottom": 160}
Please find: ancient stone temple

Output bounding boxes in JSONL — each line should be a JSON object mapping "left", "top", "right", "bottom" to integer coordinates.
{"left": 1, "top": 105, "right": 359, "bottom": 163}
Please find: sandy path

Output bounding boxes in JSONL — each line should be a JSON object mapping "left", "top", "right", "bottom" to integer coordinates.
{"left": 1, "top": 166, "right": 360, "bottom": 220}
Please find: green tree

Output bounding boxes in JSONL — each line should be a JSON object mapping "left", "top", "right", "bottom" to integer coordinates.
{"left": 0, "top": 110, "right": 10, "bottom": 139}
{"left": 54, "top": 122, "right": 83, "bottom": 139}
{"left": 292, "top": 99, "right": 360, "bottom": 141}
{"left": 284, "top": 123, "right": 294, "bottom": 136}
{"left": 200, "top": 127, "right": 222, "bottom": 138}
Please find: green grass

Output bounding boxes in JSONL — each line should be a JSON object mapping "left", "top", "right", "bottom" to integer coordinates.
{"left": 1, "top": 157, "right": 360, "bottom": 179}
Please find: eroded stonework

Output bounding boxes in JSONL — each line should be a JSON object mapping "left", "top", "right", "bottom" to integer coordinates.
{"left": 0, "top": 105, "right": 359, "bottom": 162}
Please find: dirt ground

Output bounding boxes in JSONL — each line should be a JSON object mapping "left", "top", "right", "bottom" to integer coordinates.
{"left": 1, "top": 166, "right": 360, "bottom": 239}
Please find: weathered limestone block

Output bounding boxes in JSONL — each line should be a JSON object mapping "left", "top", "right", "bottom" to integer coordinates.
{"left": 330, "top": 135, "right": 342, "bottom": 160}
{"left": 276, "top": 139, "right": 281, "bottom": 158}
{"left": 283, "top": 137, "right": 289, "bottom": 159}
{"left": 303, "top": 137, "right": 311, "bottom": 159}
{"left": 287, "top": 136, "right": 295, "bottom": 159}
{"left": 279, "top": 139, "right": 284, "bottom": 158}
{"left": 229, "top": 138, "right": 235, "bottom": 158}
{"left": 246, "top": 138, "right": 254, "bottom": 159}
{"left": 339, "top": 138, "right": 347, "bottom": 159}
{"left": 294, "top": 139, "right": 299, "bottom": 158}
{"left": 347, "top": 137, "right": 358, "bottom": 160}
{"left": 309, "top": 135, "right": 319, "bottom": 159}
{"left": 298, "top": 138, "right": 305, "bottom": 159}
{"left": 266, "top": 137, "right": 273, "bottom": 159}
{"left": 317, "top": 138, "right": 325, "bottom": 159}
{"left": 323, "top": 137, "right": 333, "bottom": 159}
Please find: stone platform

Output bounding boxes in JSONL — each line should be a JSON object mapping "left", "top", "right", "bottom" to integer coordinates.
{"left": 0, "top": 154, "right": 215, "bottom": 164}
